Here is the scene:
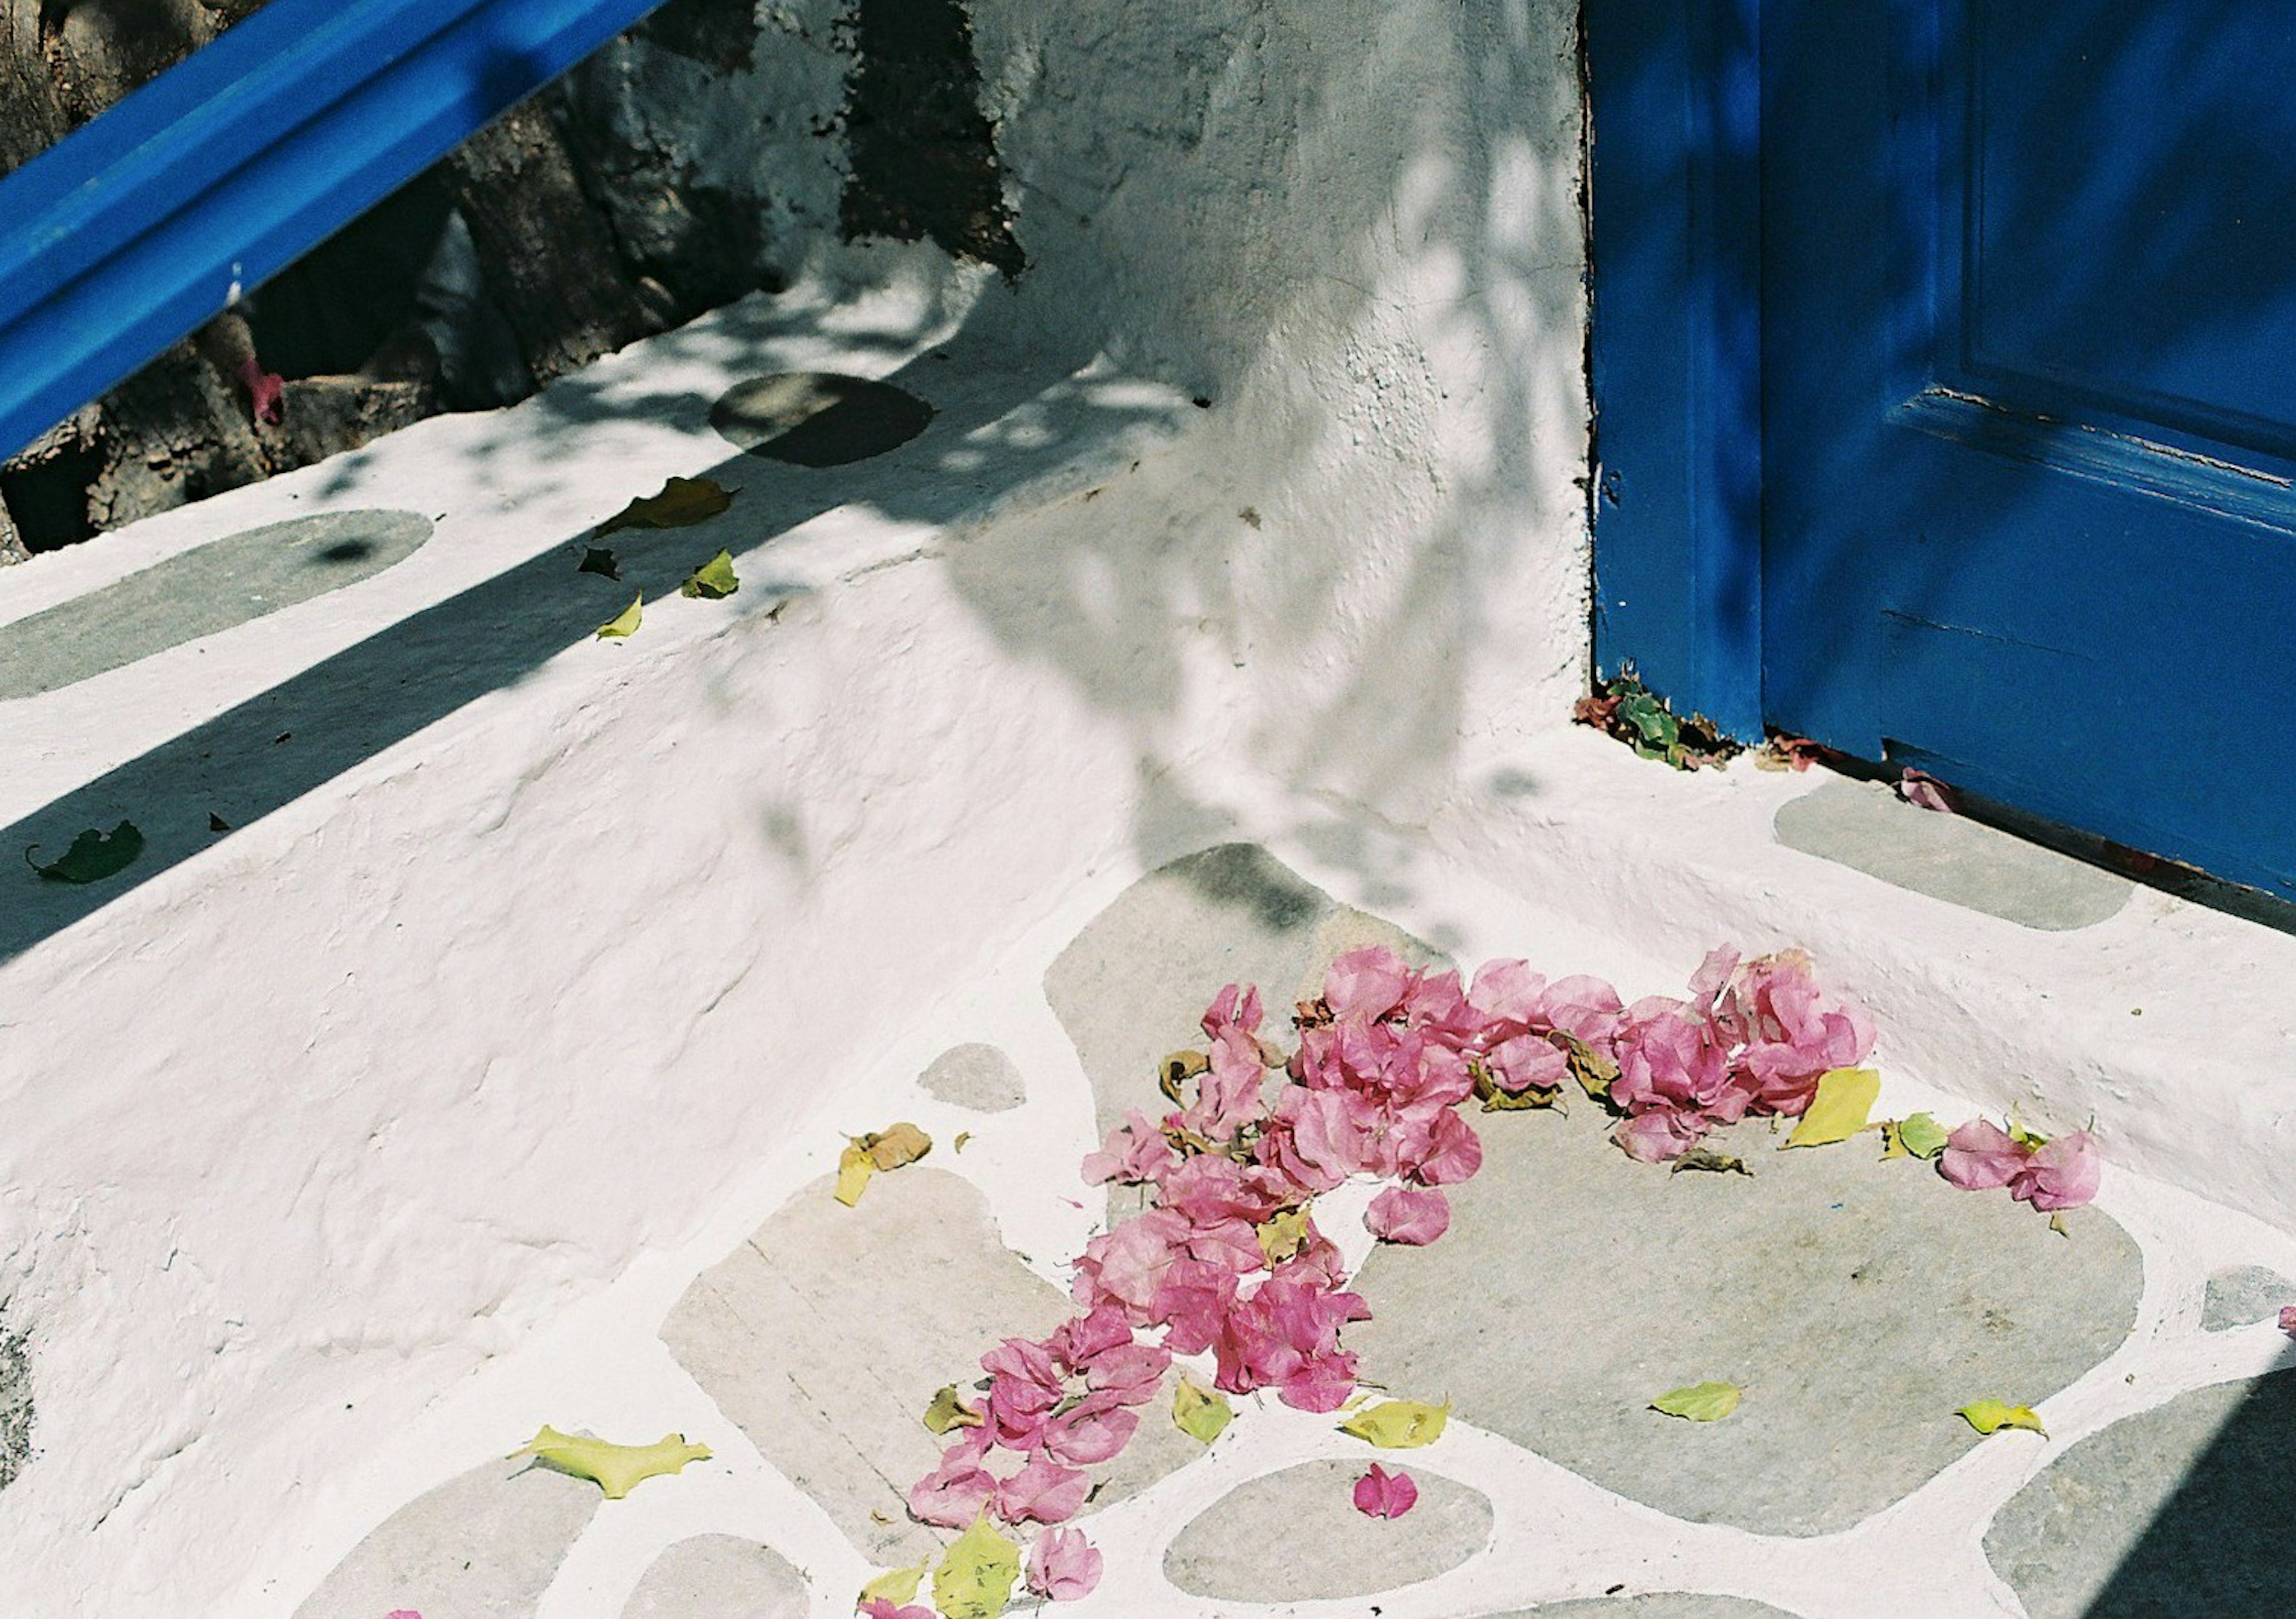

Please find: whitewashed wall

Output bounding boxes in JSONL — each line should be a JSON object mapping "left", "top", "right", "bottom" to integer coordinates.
{"left": 0, "top": 1, "right": 1595, "bottom": 1612}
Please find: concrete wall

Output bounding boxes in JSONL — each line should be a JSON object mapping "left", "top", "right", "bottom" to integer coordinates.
{"left": 0, "top": 2, "right": 1595, "bottom": 1612}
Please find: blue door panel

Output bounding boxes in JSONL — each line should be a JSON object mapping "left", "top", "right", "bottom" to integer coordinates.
{"left": 1967, "top": 2, "right": 2296, "bottom": 452}
{"left": 1761, "top": 0, "right": 2296, "bottom": 897}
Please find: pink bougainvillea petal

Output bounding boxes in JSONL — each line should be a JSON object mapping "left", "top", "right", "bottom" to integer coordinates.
{"left": 2011, "top": 1129, "right": 2100, "bottom": 1211}
{"left": 1324, "top": 945, "right": 1411, "bottom": 1023}
{"left": 1025, "top": 1525, "right": 1105, "bottom": 1601}
{"left": 1468, "top": 957, "right": 1546, "bottom": 1024}
{"left": 1365, "top": 1184, "right": 1451, "bottom": 1245}
{"left": 1938, "top": 1119, "right": 2029, "bottom": 1191}
{"left": 859, "top": 1602, "right": 935, "bottom": 1619}
{"left": 1352, "top": 1462, "right": 1419, "bottom": 1519}
{"left": 236, "top": 355, "right": 285, "bottom": 425}
{"left": 996, "top": 1458, "right": 1093, "bottom": 1525}
{"left": 2280, "top": 1305, "right": 2296, "bottom": 1337}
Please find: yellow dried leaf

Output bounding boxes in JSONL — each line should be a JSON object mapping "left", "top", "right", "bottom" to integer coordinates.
{"left": 596, "top": 592, "right": 643, "bottom": 639}
{"left": 923, "top": 1384, "right": 984, "bottom": 1435}
{"left": 1159, "top": 1048, "right": 1209, "bottom": 1105}
{"left": 1173, "top": 1378, "right": 1232, "bottom": 1444}
{"left": 1649, "top": 1381, "right": 1741, "bottom": 1422}
{"left": 862, "top": 1565, "right": 927, "bottom": 1605}
{"left": 1784, "top": 1068, "right": 1882, "bottom": 1149}
{"left": 864, "top": 1122, "right": 933, "bottom": 1172}
{"left": 953, "top": 1131, "right": 972, "bottom": 1153}
{"left": 932, "top": 1512, "right": 1020, "bottom": 1619}
{"left": 833, "top": 1143, "right": 874, "bottom": 1206}
{"left": 596, "top": 475, "right": 735, "bottom": 536}
{"left": 509, "top": 1425, "right": 710, "bottom": 1498}
{"left": 1567, "top": 1036, "right": 1620, "bottom": 1101}
{"left": 1256, "top": 1206, "right": 1312, "bottom": 1266}
{"left": 1338, "top": 1398, "right": 1449, "bottom": 1449}
{"left": 680, "top": 548, "right": 739, "bottom": 600}
{"left": 1958, "top": 1399, "right": 2047, "bottom": 1437}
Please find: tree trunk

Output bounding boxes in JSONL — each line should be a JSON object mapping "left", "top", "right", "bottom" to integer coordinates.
{"left": 442, "top": 100, "right": 662, "bottom": 386}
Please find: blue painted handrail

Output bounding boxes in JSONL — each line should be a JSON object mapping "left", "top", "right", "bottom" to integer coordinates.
{"left": 0, "top": 0, "right": 672, "bottom": 463}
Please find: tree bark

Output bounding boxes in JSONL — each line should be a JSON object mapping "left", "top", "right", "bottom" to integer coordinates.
{"left": 442, "top": 100, "right": 661, "bottom": 387}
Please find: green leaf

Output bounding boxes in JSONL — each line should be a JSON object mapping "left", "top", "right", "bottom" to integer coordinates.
{"left": 577, "top": 545, "right": 621, "bottom": 580}
{"left": 596, "top": 475, "right": 736, "bottom": 536}
{"left": 923, "top": 1384, "right": 984, "bottom": 1435}
{"left": 1958, "top": 1399, "right": 2047, "bottom": 1437}
{"left": 1173, "top": 1378, "right": 1232, "bottom": 1444}
{"left": 862, "top": 1565, "right": 927, "bottom": 1605}
{"left": 25, "top": 821, "right": 144, "bottom": 884}
{"left": 932, "top": 1513, "right": 1021, "bottom": 1619}
{"left": 509, "top": 1425, "right": 710, "bottom": 1498}
{"left": 597, "top": 592, "right": 643, "bottom": 639}
{"left": 680, "top": 548, "right": 740, "bottom": 600}
{"left": 1895, "top": 1111, "right": 1949, "bottom": 1160}
{"left": 1784, "top": 1068, "right": 1882, "bottom": 1149}
{"left": 1650, "top": 1381, "right": 1741, "bottom": 1422}
{"left": 1338, "top": 1398, "right": 1449, "bottom": 1449}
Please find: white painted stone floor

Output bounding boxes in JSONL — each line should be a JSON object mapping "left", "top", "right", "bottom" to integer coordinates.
{"left": 287, "top": 844, "right": 2296, "bottom": 1619}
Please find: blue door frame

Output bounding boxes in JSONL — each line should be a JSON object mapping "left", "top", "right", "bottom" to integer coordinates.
{"left": 0, "top": 0, "right": 674, "bottom": 465}
{"left": 1584, "top": 0, "right": 1765, "bottom": 743}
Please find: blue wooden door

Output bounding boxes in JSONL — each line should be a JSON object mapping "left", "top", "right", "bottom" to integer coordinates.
{"left": 1762, "top": 1, "right": 2296, "bottom": 899}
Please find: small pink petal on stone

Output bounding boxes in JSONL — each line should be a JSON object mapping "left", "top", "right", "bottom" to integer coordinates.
{"left": 2013, "top": 1130, "right": 2101, "bottom": 1212}
{"left": 1938, "top": 1119, "right": 2029, "bottom": 1191}
{"left": 1897, "top": 768, "right": 1956, "bottom": 813}
{"left": 1025, "top": 1526, "right": 1104, "bottom": 1601}
{"left": 2280, "top": 1306, "right": 2296, "bottom": 1337}
{"left": 1365, "top": 1184, "right": 1451, "bottom": 1245}
{"left": 1352, "top": 1462, "right": 1419, "bottom": 1519}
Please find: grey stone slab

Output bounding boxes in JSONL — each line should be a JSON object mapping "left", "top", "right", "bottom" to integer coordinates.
{"left": 293, "top": 1456, "right": 599, "bottom": 1619}
{"left": 918, "top": 1043, "right": 1026, "bottom": 1112}
{"left": 0, "top": 510, "right": 432, "bottom": 701}
{"left": 620, "top": 1535, "right": 809, "bottom": 1618}
{"left": 1773, "top": 778, "right": 2130, "bottom": 931}
{"left": 2201, "top": 1264, "right": 2296, "bottom": 1330}
{"left": 1045, "top": 844, "right": 1443, "bottom": 1140}
{"left": 1984, "top": 1371, "right": 2296, "bottom": 1618}
{"left": 660, "top": 1166, "right": 1195, "bottom": 1566}
{"left": 1347, "top": 1111, "right": 2142, "bottom": 1536}
{"left": 1162, "top": 1459, "right": 1491, "bottom": 1602}
{"left": 0, "top": 1315, "right": 28, "bottom": 1491}
{"left": 1491, "top": 1599, "right": 1796, "bottom": 1618}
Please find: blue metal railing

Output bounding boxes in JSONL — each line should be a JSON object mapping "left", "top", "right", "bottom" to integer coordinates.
{"left": 0, "top": 0, "right": 673, "bottom": 463}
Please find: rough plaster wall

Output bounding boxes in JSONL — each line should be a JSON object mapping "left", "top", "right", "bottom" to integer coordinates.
{"left": 604, "top": 0, "right": 1593, "bottom": 821}
{"left": 963, "top": 0, "right": 1594, "bottom": 820}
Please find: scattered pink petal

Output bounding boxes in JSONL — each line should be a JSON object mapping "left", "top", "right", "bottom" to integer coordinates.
{"left": 905, "top": 1434, "right": 996, "bottom": 1528}
{"left": 2279, "top": 1306, "right": 2296, "bottom": 1337}
{"left": 236, "top": 355, "right": 285, "bottom": 425}
{"left": 1324, "top": 945, "right": 1411, "bottom": 1023}
{"left": 2010, "top": 1129, "right": 2100, "bottom": 1211}
{"left": 1352, "top": 1462, "right": 1419, "bottom": 1519}
{"left": 1025, "top": 1526, "right": 1104, "bottom": 1601}
{"left": 1897, "top": 768, "right": 1956, "bottom": 813}
{"left": 995, "top": 1456, "right": 1092, "bottom": 1525}
{"left": 859, "top": 1602, "right": 933, "bottom": 1619}
{"left": 1938, "top": 1119, "right": 2029, "bottom": 1191}
{"left": 1365, "top": 1184, "right": 1451, "bottom": 1245}
{"left": 386, "top": 1612, "right": 423, "bottom": 1619}
{"left": 1080, "top": 1106, "right": 1176, "bottom": 1187}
